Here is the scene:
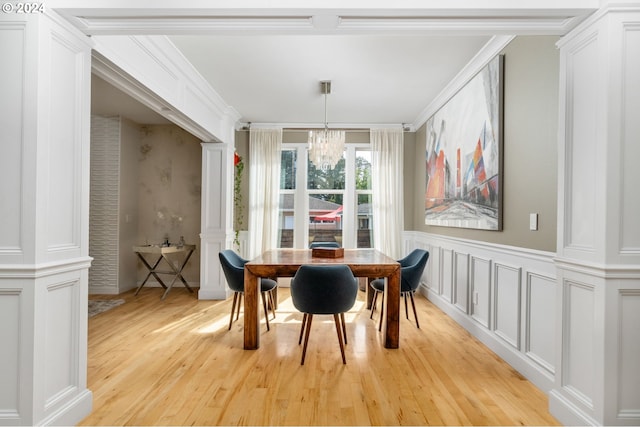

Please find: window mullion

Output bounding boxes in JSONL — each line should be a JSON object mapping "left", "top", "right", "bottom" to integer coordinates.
{"left": 294, "top": 145, "right": 308, "bottom": 248}
{"left": 343, "top": 145, "right": 356, "bottom": 249}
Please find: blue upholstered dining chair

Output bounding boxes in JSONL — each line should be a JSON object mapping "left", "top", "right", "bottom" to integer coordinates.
{"left": 309, "top": 241, "right": 341, "bottom": 249}
{"left": 369, "top": 249, "right": 429, "bottom": 331}
{"left": 290, "top": 265, "right": 358, "bottom": 365}
{"left": 218, "top": 250, "right": 277, "bottom": 332}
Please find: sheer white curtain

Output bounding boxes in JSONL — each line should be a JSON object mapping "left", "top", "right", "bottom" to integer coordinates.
{"left": 371, "top": 128, "right": 404, "bottom": 259}
{"left": 248, "top": 128, "right": 282, "bottom": 259}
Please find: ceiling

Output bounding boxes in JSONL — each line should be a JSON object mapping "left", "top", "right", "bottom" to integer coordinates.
{"left": 168, "top": 34, "right": 490, "bottom": 126}
{"left": 78, "top": 1, "right": 596, "bottom": 130}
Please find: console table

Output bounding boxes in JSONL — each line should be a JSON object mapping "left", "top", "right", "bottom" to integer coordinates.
{"left": 133, "top": 244, "right": 196, "bottom": 300}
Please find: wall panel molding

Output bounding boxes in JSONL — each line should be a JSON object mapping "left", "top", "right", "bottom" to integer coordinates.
{"left": 0, "top": 22, "right": 26, "bottom": 261}
{"left": 493, "top": 262, "right": 521, "bottom": 350}
{"left": 453, "top": 252, "right": 469, "bottom": 314}
{"left": 562, "top": 279, "right": 595, "bottom": 408}
{"left": 0, "top": 288, "right": 22, "bottom": 419}
{"left": 618, "top": 289, "right": 640, "bottom": 418}
{"left": 440, "top": 248, "right": 453, "bottom": 303}
{"left": 619, "top": 23, "right": 640, "bottom": 255}
{"left": 525, "top": 272, "right": 556, "bottom": 375}
{"left": 199, "top": 143, "right": 233, "bottom": 300}
{"left": 404, "top": 231, "right": 557, "bottom": 393}
{"left": 470, "top": 256, "right": 492, "bottom": 328}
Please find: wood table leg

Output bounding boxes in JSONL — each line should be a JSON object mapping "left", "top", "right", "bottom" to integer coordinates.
{"left": 366, "top": 277, "right": 375, "bottom": 309}
{"left": 382, "top": 266, "right": 401, "bottom": 349}
{"left": 243, "top": 268, "right": 260, "bottom": 349}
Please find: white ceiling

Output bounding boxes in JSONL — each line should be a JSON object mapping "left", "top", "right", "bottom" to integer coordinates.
{"left": 168, "top": 34, "right": 490, "bottom": 126}
{"left": 79, "top": 1, "right": 596, "bottom": 129}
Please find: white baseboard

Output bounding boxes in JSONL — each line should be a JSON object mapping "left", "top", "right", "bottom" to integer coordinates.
{"left": 548, "top": 390, "right": 599, "bottom": 426}
{"left": 38, "top": 389, "right": 93, "bottom": 426}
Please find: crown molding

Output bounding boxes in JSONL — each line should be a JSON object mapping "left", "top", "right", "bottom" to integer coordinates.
{"left": 411, "top": 34, "right": 515, "bottom": 130}
{"left": 50, "top": 2, "right": 597, "bottom": 36}
{"left": 244, "top": 122, "right": 407, "bottom": 131}
{"left": 92, "top": 35, "right": 241, "bottom": 142}
{"left": 58, "top": 14, "right": 589, "bottom": 36}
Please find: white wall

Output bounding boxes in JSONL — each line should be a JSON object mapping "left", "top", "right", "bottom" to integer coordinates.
{"left": 404, "top": 231, "right": 558, "bottom": 393}
{"left": 550, "top": 6, "right": 640, "bottom": 425}
{"left": 0, "top": 12, "right": 93, "bottom": 425}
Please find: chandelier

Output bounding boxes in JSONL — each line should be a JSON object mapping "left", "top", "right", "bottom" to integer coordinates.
{"left": 308, "top": 80, "right": 345, "bottom": 171}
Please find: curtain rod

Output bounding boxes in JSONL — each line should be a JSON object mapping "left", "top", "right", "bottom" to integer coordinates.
{"left": 236, "top": 128, "right": 374, "bottom": 133}
{"left": 237, "top": 122, "right": 410, "bottom": 132}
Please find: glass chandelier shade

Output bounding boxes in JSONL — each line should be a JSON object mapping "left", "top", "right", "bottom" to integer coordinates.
{"left": 308, "top": 128, "right": 345, "bottom": 171}
{"left": 308, "top": 80, "right": 345, "bottom": 171}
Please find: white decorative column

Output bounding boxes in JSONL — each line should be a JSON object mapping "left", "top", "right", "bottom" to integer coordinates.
{"left": 199, "top": 142, "right": 234, "bottom": 300}
{"left": 551, "top": 3, "right": 640, "bottom": 426}
{"left": 0, "top": 11, "right": 93, "bottom": 426}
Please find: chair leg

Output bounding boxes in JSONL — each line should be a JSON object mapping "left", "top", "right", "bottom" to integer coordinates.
{"left": 268, "top": 289, "right": 277, "bottom": 320}
{"left": 369, "top": 290, "right": 379, "bottom": 319}
{"left": 404, "top": 292, "right": 409, "bottom": 319}
{"left": 228, "top": 292, "right": 239, "bottom": 330}
{"left": 334, "top": 314, "right": 347, "bottom": 364}
{"left": 236, "top": 292, "right": 242, "bottom": 320}
{"left": 299, "top": 313, "right": 307, "bottom": 345}
{"left": 301, "top": 314, "right": 313, "bottom": 365}
{"left": 378, "top": 289, "right": 385, "bottom": 332}
{"left": 261, "top": 291, "right": 270, "bottom": 331}
{"left": 409, "top": 291, "right": 420, "bottom": 329}
{"left": 340, "top": 312, "right": 347, "bottom": 345}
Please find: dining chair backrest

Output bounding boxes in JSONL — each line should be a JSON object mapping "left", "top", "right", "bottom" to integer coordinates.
{"left": 398, "top": 249, "right": 429, "bottom": 293}
{"left": 291, "top": 265, "right": 358, "bottom": 315}
{"left": 218, "top": 250, "right": 246, "bottom": 293}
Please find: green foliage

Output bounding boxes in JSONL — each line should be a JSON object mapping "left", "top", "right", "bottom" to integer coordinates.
{"left": 355, "top": 155, "right": 372, "bottom": 190}
{"left": 233, "top": 160, "right": 244, "bottom": 249}
{"left": 280, "top": 150, "right": 296, "bottom": 190}
{"left": 278, "top": 150, "right": 371, "bottom": 206}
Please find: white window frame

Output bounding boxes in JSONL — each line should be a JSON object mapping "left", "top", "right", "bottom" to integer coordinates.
{"left": 279, "top": 142, "right": 370, "bottom": 249}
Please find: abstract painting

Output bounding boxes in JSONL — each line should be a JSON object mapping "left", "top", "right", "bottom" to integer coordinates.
{"left": 425, "top": 55, "right": 504, "bottom": 230}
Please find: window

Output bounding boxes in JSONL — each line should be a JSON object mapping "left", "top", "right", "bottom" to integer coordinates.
{"left": 308, "top": 156, "right": 345, "bottom": 246}
{"left": 277, "top": 149, "right": 296, "bottom": 248}
{"left": 278, "top": 142, "right": 372, "bottom": 249}
{"left": 355, "top": 149, "right": 373, "bottom": 248}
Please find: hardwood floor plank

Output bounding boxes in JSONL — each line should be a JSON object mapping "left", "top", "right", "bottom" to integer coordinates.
{"left": 81, "top": 287, "right": 559, "bottom": 426}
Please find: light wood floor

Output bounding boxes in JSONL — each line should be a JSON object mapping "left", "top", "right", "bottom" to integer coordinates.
{"left": 80, "top": 286, "right": 560, "bottom": 426}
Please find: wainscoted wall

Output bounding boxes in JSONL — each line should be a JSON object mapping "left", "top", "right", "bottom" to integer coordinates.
{"left": 0, "top": 11, "right": 93, "bottom": 425}
{"left": 404, "top": 231, "right": 557, "bottom": 393}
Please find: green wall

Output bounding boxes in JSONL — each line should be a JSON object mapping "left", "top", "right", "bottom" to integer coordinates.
{"left": 408, "top": 36, "right": 559, "bottom": 252}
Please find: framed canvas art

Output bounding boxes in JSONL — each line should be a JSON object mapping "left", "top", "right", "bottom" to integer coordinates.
{"left": 425, "top": 55, "right": 504, "bottom": 230}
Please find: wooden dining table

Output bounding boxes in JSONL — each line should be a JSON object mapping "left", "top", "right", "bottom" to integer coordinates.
{"left": 243, "top": 248, "right": 401, "bottom": 350}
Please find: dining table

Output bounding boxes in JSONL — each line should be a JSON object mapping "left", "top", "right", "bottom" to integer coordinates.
{"left": 243, "top": 248, "right": 401, "bottom": 350}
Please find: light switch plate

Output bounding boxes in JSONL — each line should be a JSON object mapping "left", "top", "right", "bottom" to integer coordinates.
{"left": 529, "top": 213, "right": 538, "bottom": 231}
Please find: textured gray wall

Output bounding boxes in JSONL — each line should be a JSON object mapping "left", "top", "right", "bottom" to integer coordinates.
{"left": 136, "top": 125, "right": 202, "bottom": 285}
